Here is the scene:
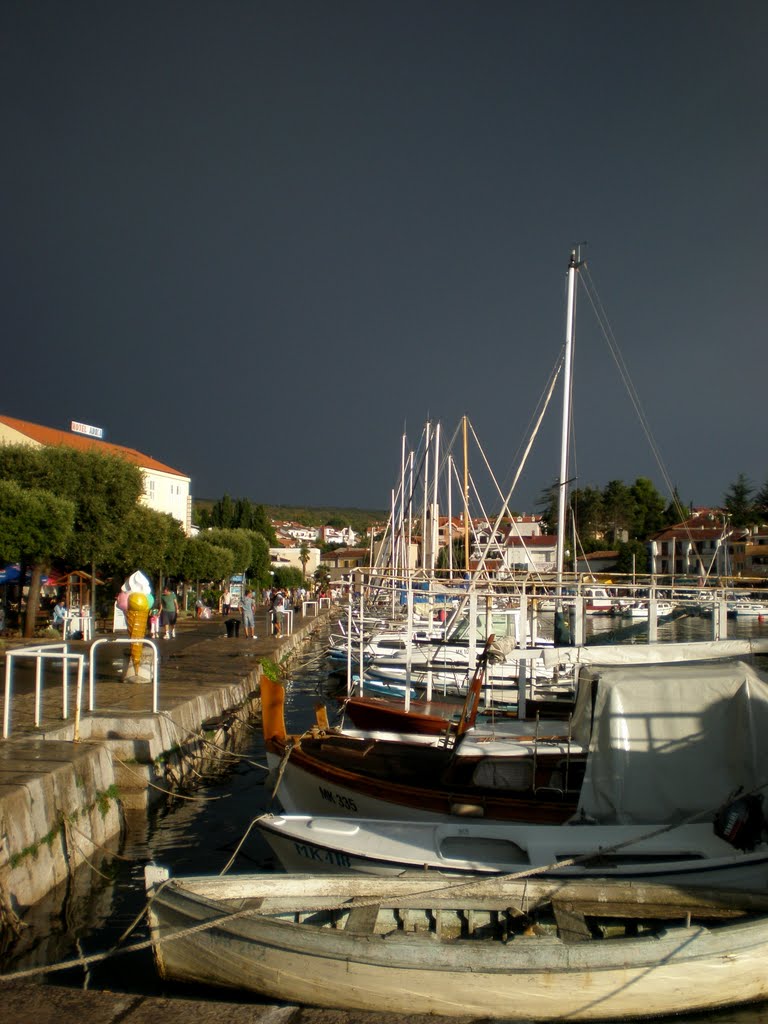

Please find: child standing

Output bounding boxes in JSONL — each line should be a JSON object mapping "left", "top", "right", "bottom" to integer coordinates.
{"left": 150, "top": 600, "right": 161, "bottom": 639}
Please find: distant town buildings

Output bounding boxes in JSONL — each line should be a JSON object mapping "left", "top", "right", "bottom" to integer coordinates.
{"left": 272, "top": 520, "right": 359, "bottom": 547}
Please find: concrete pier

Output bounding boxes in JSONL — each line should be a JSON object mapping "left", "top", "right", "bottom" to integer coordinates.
{"left": 2, "top": 979, "right": 446, "bottom": 1024}
{"left": 0, "top": 606, "right": 331, "bottom": 923}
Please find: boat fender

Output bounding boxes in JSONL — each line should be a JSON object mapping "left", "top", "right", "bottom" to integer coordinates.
{"left": 714, "top": 794, "right": 765, "bottom": 851}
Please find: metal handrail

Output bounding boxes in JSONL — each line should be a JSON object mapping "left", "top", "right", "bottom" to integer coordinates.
{"left": 87, "top": 638, "right": 159, "bottom": 720}
{"left": 3, "top": 643, "right": 85, "bottom": 739}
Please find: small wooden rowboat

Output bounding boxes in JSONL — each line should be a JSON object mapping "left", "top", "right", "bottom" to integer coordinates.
{"left": 145, "top": 867, "right": 768, "bottom": 1020}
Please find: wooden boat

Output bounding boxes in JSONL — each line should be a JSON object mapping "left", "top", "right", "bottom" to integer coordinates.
{"left": 144, "top": 867, "right": 768, "bottom": 1019}
{"left": 339, "top": 690, "right": 574, "bottom": 736}
{"left": 262, "top": 652, "right": 768, "bottom": 827}
{"left": 263, "top": 636, "right": 590, "bottom": 824}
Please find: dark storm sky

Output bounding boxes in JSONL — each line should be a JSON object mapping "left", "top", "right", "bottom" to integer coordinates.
{"left": 2, "top": 2, "right": 766, "bottom": 514}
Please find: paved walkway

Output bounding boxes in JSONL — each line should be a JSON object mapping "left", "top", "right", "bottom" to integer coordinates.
{"left": 0, "top": 606, "right": 329, "bottom": 743}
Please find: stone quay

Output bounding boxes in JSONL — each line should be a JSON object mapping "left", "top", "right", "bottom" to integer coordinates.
{"left": 0, "top": 603, "right": 332, "bottom": 935}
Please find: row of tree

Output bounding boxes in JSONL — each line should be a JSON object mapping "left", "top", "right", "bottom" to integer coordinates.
{"left": 537, "top": 477, "right": 679, "bottom": 548}
{"left": 0, "top": 446, "right": 275, "bottom": 637}
{"left": 531, "top": 473, "right": 768, "bottom": 575}
{"left": 194, "top": 494, "right": 277, "bottom": 542}
{"left": 722, "top": 473, "right": 768, "bottom": 529}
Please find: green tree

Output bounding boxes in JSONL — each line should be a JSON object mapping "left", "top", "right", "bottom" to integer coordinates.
{"left": 247, "top": 531, "right": 271, "bottom": 587}
{"left": 754, "top": 480, "right": 768, "bottom": 523}
{"left": 536, "top": 481, "right": 559, "bottom": 535}
{"left": 0, "top": 445, "right": 143, "bottom": 635}
{"left": 182, "top": 537, "right": 234, "bottom": 593}
{"left": 0, "top": 479, "right": 75, "bottom": 633}
{"left": 203, "top": 528, "right": 253, "bottom": 575}
{"left": 571, "top": 486, "right": 604, "bottom": 542}
{"left": 724, "top": 473, "right": 755, "bottom": 529}
{"left": 251, "top": 503, "right": 277, "bottom": 545}
{"left": 629, "top": 477, "right": 668, "bottom": 537}
{"left": 111, "top": 507, "right": 186, "bottom": 589}
{"left": 614, "top": 539, "right": 650, "bottom": 576}
{"left": 299, "top": 542, "right": 310, "bottom": 579}
{"left": 600, "top": 480, "right": 636, "bottom": 542}
{"left": 435, "top": 537, "right": 466, "bottom": 572}
{"left": 210, "top": 494, "right": 235, "bottom": 528}
{"left": 273, "top": 565, "right": 304, "bottom": 589}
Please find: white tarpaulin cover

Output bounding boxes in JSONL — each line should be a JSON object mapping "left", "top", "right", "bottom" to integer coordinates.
{"left": 542, "top": 639, "right": 768, "bottom": 668}
{"left": 573, "top": 659, "right": 768, "bottom": 825}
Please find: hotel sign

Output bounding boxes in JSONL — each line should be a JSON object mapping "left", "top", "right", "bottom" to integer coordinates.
{"left": 70, "top": 421, "right": 104, "bottom": 439}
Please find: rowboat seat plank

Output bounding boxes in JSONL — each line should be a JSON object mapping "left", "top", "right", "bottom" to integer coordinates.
{"left": 345, "top": 903, "right": 381, "bottom": 933}
{"left": 552, "top": 901, "right": 592, "bottom": 942}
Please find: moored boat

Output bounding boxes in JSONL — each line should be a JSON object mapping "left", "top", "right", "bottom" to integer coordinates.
{"left": 257, "top": 811, "right": 768, "bottom": 888}
{"left": 145, "top": 867, "right": 768, "bottom": 1019}
{"left": 261, "top": 650, "right": 768, "bottom": 896}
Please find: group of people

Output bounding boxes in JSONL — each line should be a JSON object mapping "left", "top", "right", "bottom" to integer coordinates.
{"left": 238, "top": 586, "right": 293, "bottom": 639}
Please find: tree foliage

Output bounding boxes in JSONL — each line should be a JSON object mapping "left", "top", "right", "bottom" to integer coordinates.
{"left": 724, "top": 473, "right": 755, "bottom": 529}
{"left": 197, "top": 494, "right": 278, "bottom": 544}
{"left": 566, "top": 477, "right": 673, "bottom": 546}
{"left": 614, "top": 539, "right": 650, "bottom": 575}
{"left": 272, "top": 565, "right": 304, "bottom": 589}
{"left": 0, "top": 444, "right": 144, "bottom": 567}
{"left": 0, "top": 479, "right": 74, "bottom": 564}
{"left": 111, "top": 506, "right": 186, "bottom": 582}
{"left": 0, "top": 445, "right": 144, "bottom": 634}
{"left": 182, "top": 536, "right": 234, "bottom": 584}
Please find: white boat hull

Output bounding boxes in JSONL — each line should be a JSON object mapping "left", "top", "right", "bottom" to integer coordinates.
{"left": 259, "top": 813, "right": 768, "bottom": 888}
{"left": 146, "top": 868, "right": 768, "bottom": 1020}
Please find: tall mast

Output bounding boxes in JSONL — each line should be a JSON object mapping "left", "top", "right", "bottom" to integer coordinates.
{"left": 462, "top": 415, "right": 470, "bottom": 572}
{"left": 556, "top": 249, "right": 580, "bottom": 587}
{"left": 422, "top": 420, "right": 431, "bottom": 571}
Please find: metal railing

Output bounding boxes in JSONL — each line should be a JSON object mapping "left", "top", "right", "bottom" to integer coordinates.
{"left": 88, "top": 637, "right": 159, "bottom": 717}
{"left": 3, "top": 638, "right": 160, "bottom": 740}
{"left": 3, "top": 643, "right": 85, "bottom": 739}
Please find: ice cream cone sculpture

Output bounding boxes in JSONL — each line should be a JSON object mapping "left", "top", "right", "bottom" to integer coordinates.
{"left": 126, "top": 591, "right": 150, "bottom": 673}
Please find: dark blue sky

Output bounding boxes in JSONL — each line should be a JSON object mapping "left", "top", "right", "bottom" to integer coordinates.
{"left": 2, "top": 2, "right": 766, "bottom": 514}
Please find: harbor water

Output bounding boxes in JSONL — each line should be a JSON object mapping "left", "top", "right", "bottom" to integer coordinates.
{"left": 4, "top": 614, "right": 768, "bottom": 1021}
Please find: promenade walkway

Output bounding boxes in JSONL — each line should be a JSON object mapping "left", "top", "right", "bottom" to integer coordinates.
{"left": 0, "top": 604, "right": 333, "bottom": 911}
{"left": 0, "top": 604, "right": 326, "bottom": 742}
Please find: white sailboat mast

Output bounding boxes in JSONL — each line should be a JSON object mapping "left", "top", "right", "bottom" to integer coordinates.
{"left": 430, "top": 421, "right": 440, "bottom": 572}
{"left": 556, "top": 249, "right": 580, "bottom": 586}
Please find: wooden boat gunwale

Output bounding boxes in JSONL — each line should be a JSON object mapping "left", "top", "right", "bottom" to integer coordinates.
{"left": 145, "top": 868, "right": 768, "bottom": 1020}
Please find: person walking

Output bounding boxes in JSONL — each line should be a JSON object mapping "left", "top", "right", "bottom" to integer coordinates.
{"left": 241, "top": 589, "right": 256, "bottom": 639}
{"left": 222, "top": 588, "right": 231, "bottom": 616}
{"left": 161, "top": 586, "right": 180, "bottom": 639}
{"left": 271, "top": 588, "right": 284, "bottom": 637}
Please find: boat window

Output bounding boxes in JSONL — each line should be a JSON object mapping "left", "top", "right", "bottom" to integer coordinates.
{"left": 472, "top": 759, "right": 533, "bottom": 790}
{"left": 439, "top": 836, "right": 529, "bottom": 865}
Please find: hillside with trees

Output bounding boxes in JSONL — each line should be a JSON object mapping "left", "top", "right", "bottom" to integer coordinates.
{"left": 193, "top": 498, "right": 386, "bottom": 538}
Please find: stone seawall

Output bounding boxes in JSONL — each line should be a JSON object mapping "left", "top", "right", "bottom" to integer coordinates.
{"left": 0, "top": 609, "right": 329, "bottom": 936}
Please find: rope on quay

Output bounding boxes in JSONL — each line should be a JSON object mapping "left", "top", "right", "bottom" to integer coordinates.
{"left": 110, "top": 753, "right": 231, "bottom": 802}
{"left": 0, "top": 884, "right": 265, "bottom": 984}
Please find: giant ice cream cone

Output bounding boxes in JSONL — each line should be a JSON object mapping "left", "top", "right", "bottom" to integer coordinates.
{"left": 126, "top": 591, "right": 150, "bottom": 673}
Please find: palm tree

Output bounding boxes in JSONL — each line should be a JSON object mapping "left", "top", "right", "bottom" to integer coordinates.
{"left": 299, "top": 542, "right": 310, "bottom": 580}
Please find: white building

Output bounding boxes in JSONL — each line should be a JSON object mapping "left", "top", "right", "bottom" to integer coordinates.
{"left": 0, "top": 413, "right": 193, "bottom": 535}
{"left": 269, "top": 545, "right": 321, "bottom": 575}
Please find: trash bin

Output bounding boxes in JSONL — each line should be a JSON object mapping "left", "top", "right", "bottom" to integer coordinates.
{"left": 225, "top": 618, "right": 240, "bottom": 638}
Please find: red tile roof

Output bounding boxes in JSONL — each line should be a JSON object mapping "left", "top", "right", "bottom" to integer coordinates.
{"left": 0, "top": 414, "right": 188, "bottom": 478}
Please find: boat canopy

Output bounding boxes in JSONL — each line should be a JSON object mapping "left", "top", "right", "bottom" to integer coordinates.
{"left": 542, "top": 638, "right": 768, "bottom": 668}
{"left": 573, "top": 658, "right": 768, "bottom": 827}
